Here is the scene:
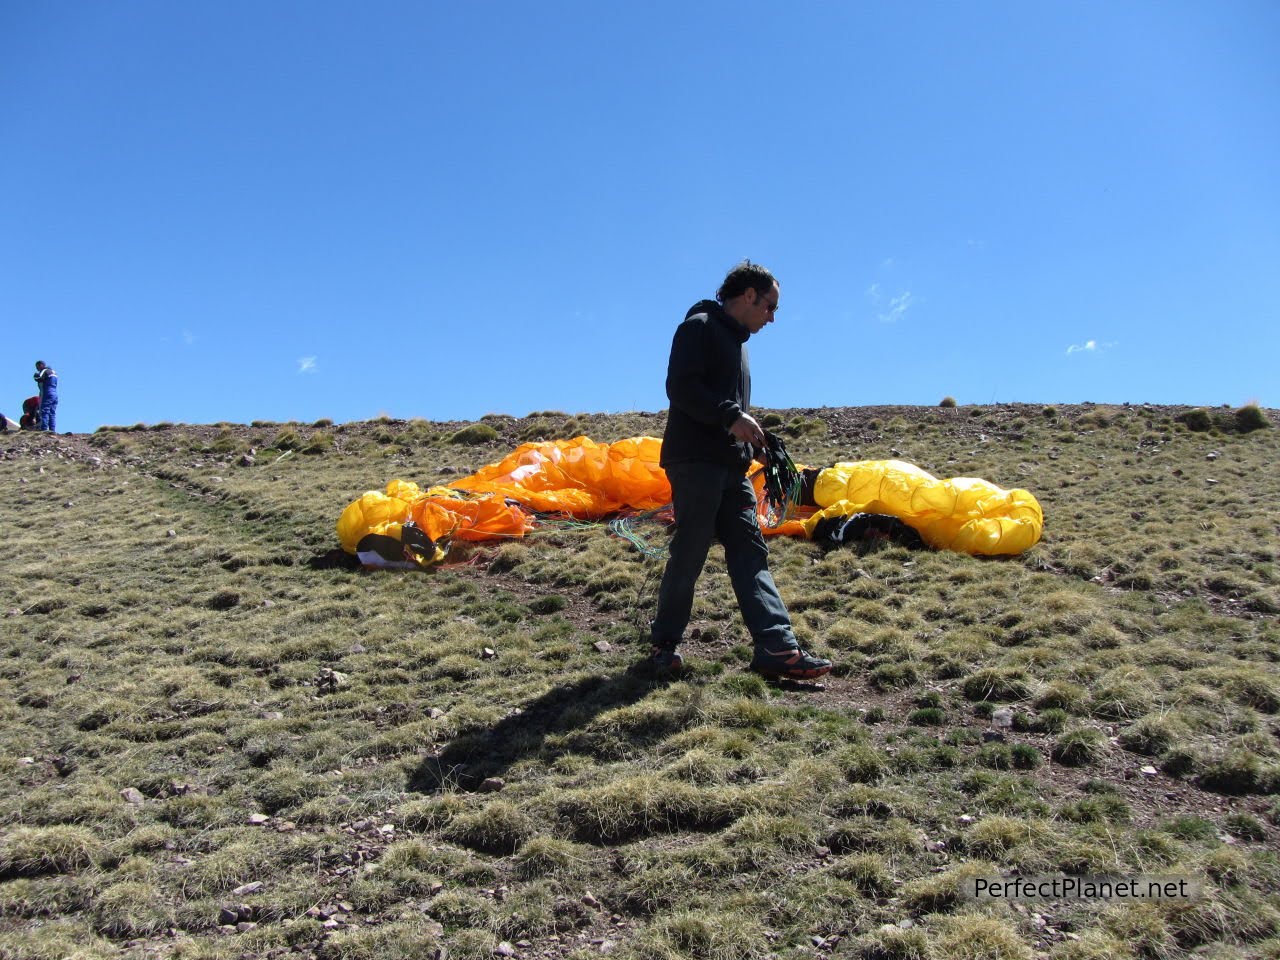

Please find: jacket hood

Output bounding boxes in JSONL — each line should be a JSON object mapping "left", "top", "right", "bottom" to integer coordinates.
{"left": 685, "top": 299, "right": 721, "bottom": 321}
{"left": 686, "top": 299, "right": 749, "bottom": 342}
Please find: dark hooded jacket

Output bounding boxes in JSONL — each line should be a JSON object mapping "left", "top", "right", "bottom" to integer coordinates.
{"left": 660, "top": 299, "right": 754, "bottom": 470}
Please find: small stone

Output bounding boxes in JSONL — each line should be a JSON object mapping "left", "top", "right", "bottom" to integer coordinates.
{"left": 428, "top": 707, "right": 446, "bottom": 719}
{"left": 52, "top": 756, "right": 77, "bottom": 776}
{"left": 349, "top": 642, "right": 366, "bottom": 653}
{"left": 1140, "top": 765, "right": 1158, "bottom": 777}
{"left": 239, "top": 455, "right": 256, "bottom": 467}
{"left": 496, "top": 943, "right": 516, "bottom": 957}
{"left": 120, "top": 787, "right": 146, "bottom": 805}
{"left": 167, "top": 530, "right": 177, "bottom": 538}
{"left": 593, "top": 640, "right": 612, "bottom": 653}
{"left": 246, "top": 813, "right": 270, "bottom": 825}
{"left": 582, "top": 892, "right": 601, "bottom": 909}
{"left": 232, "top": 881, "right": 263, "bottom": 895}
{"left": 305, "top": 906, "right": 324, "bottom": 920}
{"left": 958, "top": 814, "right": 976, "bottom": 823}
{"left": 811, "top": 936, "right": 826, "bottom": 948}
{"left": 322, "top": 918, "right": 341, "bottom": 929}
{"left": 982, "top": 731, "right": 1006, "bottom": 743}
{"left": 482, "top": 647, "right": 497, "bottom": 659}
{"left": 814, "top": 845, "right": 832, "bottom": 858}
{"left": 926, "top": 840, "right": 947, "bottom": 852}
{"left": 218, "top": 907, "right": 240, "bottom": 925}
{"left": 897, "top": 918, "right": 915, "bottom": 929}
{"left": 63, "top": 500, "right": 74, "bottom": 508}
{"left": 1206, "top": 451, "right": 1219, "bottom": 460}
{"left": 991, "top": 707, "right": 1014, "bottom": 728}
{"left": 261, "top": 599, "right": 275, "bottom": 608}
{"left": 275, "top": 821, "right": 296, "bottom": 832}
{"left": 480, "top": 777, "right": 505, "bottom": 793}
{"left": 315, "top": 668, "right": 348, "bottom": 692}
{"left": 378, "top": 824, "right": 395, "bottom": 835}
{"left": 235, "top": 921, "right": 257, "bottom": 933}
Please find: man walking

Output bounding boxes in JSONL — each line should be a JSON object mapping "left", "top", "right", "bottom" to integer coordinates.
{"left": 649, "top": 261, "right": 833, "bottom": 680}
{"left": 33, "top": 361, "right": 58, "bottom": 432}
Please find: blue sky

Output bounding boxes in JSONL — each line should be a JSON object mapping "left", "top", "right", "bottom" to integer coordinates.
{"left": 4, "top": 2, "right": 1277, "bottom": 433}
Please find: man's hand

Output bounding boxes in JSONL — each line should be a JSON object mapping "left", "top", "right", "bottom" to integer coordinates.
{"left": 729, "top": 413, "right": 766, "bottom": 449}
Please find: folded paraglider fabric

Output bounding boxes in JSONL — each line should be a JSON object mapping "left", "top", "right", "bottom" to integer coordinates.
{"left": 336, "top": 481, "right": 533, "bottom": 568}
{"left": 335, "top": 440, "right": 1044, "bottom": 567}
{"left": 448, "top": 436, "right": 670, "bottom": 516}
{"left": 801, "top": 460, "right": 1043, "bottom": 556}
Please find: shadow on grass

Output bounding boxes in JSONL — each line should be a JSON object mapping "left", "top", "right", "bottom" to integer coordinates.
{"left": 407, "top": 664, "right": 675, "bottom": 793}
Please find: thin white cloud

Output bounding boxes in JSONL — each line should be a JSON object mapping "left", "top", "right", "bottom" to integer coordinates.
{"left": 182, "top": 329, "right": 195, "bottom": 345}
{"left": 877, "top": 291, "right": 914, "bottom": 324}
{"left": 297, "top": 356, "right": 318, "bottom": 374}
{"left": 866, "top": 282, "right": 882, "bottom": 300}
{"left": 1066, "top": 339, "right": 1116, "bottom": 356}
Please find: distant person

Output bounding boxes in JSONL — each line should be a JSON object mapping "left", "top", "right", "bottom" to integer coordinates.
{"left": 20, "top": 396, "right": 41, "bottom": 431}
{"left": 33, "top": 361, "right": 57, "bottom": 432}
{"left": 648, "top": 260, "right": 833, "bottom": 681}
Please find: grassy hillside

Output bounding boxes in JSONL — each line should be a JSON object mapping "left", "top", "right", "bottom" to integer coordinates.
{"left": 2, "top": 403, "right": 1278, "bottom": 960}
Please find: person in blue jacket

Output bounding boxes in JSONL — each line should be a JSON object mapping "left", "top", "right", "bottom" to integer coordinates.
{"left": 648, "top": 261, "right": 833, "bottom": 681}
{"left": 33, "top": 361, "right": 58, "bottom": 432}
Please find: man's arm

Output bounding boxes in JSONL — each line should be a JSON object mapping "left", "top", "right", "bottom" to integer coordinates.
{"left": 665, "top": 321, "right": 742, "bottom": 428}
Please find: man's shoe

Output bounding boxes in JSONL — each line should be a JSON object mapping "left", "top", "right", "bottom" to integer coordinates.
{"left": 648, "top": 646, "right": 684, "bottom": 675}
{"left": 750, "top": 645, "right": 832, "bottom": 680}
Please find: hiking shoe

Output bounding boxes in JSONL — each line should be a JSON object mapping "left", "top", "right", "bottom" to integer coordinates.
{"left": 648, "top": 646, "right": 684, "bottom": 675}
{"left": 750, "top": 645, "right": 832, "bottom": 680}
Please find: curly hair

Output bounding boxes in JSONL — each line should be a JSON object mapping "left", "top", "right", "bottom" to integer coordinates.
{"left": 716, "top": 260, "right": 778, "bottom": 304}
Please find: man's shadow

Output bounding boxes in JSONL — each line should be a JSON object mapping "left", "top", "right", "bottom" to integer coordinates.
{"left": 407, "top": 664, "right": 678, "bottom": 794}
